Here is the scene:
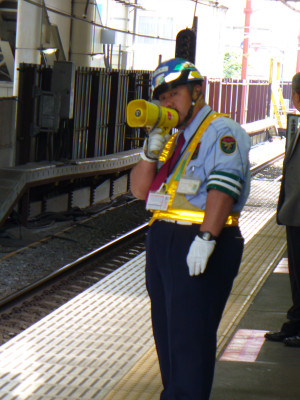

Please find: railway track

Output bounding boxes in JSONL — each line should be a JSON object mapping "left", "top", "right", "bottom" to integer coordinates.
{"left": 0, "top": 223, "right": 148, "bottom": 344}
{"left": 0, "top": 151, "right": 284, "bottom": 346}
{"left": 250, "top": 152, "right": 284, "bottom": 174}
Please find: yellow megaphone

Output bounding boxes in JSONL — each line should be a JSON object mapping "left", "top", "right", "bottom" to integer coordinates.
{"left": 126, "top": 99, "right": 179, "bottom": 136}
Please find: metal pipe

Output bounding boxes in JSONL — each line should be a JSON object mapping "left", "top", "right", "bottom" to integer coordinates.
{"left": 83, "top": 0, "right": 90, "bottom": 18}
{"left": 240, "top": 0, "right": 252, "bottom": 124}
{"left": 297, "top": 28, "right": 300, "bottom": 72}
{"left": 68, "top": 0, "right": 74, "bottom": 61}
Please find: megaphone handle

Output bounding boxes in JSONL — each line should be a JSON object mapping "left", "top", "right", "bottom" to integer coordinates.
{"left": 150, "top": 105, "right": 162, "bottom": 132}
{"left": 149, "top": 127, "right": 172, "bottom": 154}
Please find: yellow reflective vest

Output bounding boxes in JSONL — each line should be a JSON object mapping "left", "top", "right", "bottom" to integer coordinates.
{"left": 149, "top": 112, "right": 240, "bottom": 226}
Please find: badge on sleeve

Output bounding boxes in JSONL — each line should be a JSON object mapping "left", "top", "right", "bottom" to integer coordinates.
{"left": 220, "top": 136, "right": 237, "bottom": 154}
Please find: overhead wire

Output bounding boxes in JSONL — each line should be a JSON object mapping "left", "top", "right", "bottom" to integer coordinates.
{"left": 188, "top": 0, "right": 220, "bottom": 7}
{"left": 22, "top": 0, "right": 174, "bottom": 42}
{"left": 279, "top": 0, "right": 300, "bottom": 13}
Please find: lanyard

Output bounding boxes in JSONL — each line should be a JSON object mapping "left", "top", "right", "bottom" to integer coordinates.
{"left": 166, "top": 112, "right": 223, "bottom": 193}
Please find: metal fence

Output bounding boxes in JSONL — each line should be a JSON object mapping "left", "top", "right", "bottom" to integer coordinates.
{"left": 72, "top": 68, "right": 151, "bottom": 159}
{"left": 15, "top": 63, "right": 292, "bottom": 165}
{"left": 206, "top": 78, "right": 271, "bottom": 124}
{"left": 16, "top": 64, "right": 151, "bottom": 164}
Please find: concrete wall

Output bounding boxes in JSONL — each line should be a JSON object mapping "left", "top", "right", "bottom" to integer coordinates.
{"left": 46, "top": 0, "right": 72, "bottom": 62}
{"left": 69, "top": 0, "right": 97, "bottom": 67}
{"left": 0, "top": 97, "right": 17, "bottom": 167}
{"left": 13, "top": 0, "right": 43, "bottom": 96}
{"left": 0, "top": 82, "right": 13, "bottom": 98}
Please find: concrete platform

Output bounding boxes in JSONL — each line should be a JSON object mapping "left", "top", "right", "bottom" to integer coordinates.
{"left": 0, "top": 158, "right": 296, "bottom": 400}
{"left": 212, "top": 257, "right": 300, "bottom": 400}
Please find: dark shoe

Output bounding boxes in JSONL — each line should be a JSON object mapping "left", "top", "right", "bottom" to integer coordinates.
{"left": 283, "top": 335, "right": 300, "bottom": 347}
{"left": 264, "top": 331, "right": 291, "bottom": 342}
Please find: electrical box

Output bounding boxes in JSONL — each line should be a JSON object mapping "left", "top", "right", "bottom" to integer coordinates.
{"left": 100, "top": 29, "right": 116, "bottom": 45}
{"left": 38, "top": 93, "right": 59, "bottom": 130}
{"left": 51, "top": 61, "right": 75, "bottom": 119}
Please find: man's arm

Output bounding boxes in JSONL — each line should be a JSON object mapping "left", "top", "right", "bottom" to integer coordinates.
{"left": 130, "top": 159, "right": 157, "bottom": 200}
{"left": 200, "top": 189, "right": 235, "bottom": 237}
{"left": 130, "top": 127, "right": 171, "bottom": 200}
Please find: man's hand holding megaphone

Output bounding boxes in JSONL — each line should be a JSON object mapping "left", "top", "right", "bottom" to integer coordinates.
{"left": 141, "top": 128, "right": 171, "bottom": 162}
{"left": 126, "top": 99, "right": 179, "bottom": 162}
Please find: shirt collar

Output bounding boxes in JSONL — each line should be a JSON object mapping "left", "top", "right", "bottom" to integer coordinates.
{"left": 183, "top": 104, "right": 212, "bottom": 142}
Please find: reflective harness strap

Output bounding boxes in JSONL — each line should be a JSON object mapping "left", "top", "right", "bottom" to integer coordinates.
{"left": 149, "top": 112, "right": 240, "bottom": 226}
{"left": 150, "top": 209, "right": 240, "bottom": 226}
{"left": 159, "top": 131, "right": 180, "bottom": 163}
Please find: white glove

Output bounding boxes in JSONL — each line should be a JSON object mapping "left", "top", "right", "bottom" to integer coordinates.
{"left": 141, "top": 128, "right": 170, "bottom": 161}
{"left": 186, "top": 235, "right": 216, "bottom": 276}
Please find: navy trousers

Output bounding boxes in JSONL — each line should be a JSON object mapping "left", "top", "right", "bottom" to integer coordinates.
{"left": 145, "top": 221, "right": 244, "bottom": 400}
{"left": 286, "top": 226, "right": 300, "bottom": 328}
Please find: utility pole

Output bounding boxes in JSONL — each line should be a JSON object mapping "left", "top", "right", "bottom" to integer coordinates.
{"left": 297, "top": 28, "right": 300, "bottom": 72}
{"left": 240, "top": 0, "right": 252, "bottom": 124}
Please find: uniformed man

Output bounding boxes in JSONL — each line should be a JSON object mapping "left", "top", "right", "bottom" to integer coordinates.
{"left": 130, "top": 58, "right": 251, "bottom": 399}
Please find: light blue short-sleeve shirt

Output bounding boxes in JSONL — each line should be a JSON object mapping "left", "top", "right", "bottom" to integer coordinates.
{"left": 179, "top": 105, "right": 251, "bottom": 213}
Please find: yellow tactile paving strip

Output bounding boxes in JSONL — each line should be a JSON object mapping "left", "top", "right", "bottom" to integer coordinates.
{"left": 104, "top": 346, "right": 162, "bottom": 400}
{"left": 217, "top": 214, "right": 286, "bottom": 354}
{"left": 0, "top": 178, "right": 286, "bottom": 400}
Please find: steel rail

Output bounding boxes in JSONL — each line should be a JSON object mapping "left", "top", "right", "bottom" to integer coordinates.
{"left": 250, "top": 152, "right": 284, "bottom": 175}
{"left": 0, "top": 222, "right": 148, "bottom": 309}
